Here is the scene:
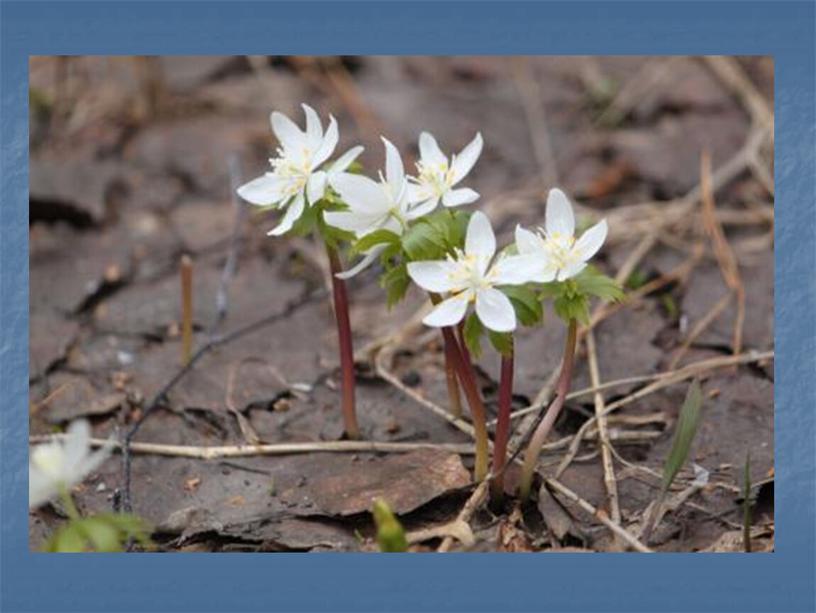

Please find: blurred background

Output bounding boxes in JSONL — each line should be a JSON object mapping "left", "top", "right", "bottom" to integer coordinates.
{"left": 29, "top": 57, "right": 774, "bottom": 552}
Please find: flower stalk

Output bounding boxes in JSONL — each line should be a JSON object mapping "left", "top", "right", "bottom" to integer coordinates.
{"left": 519, "top": 318, "right": 578, "bottom": 500}
{"left": 490, "top": 341, "right": 514, "bottom": 503}
{"left": 429, "top": 293, "right": 489, "bottom": 481}
{"left": 444, "top": 326, "right": 490, "bottom": 481}
{"left": 326, "top": 243, "right": 360, "bottom": 440}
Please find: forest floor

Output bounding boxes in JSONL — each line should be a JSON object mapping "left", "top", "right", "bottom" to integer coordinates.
{"left": 28, "top": 55, "right": 774, "bottom": 552}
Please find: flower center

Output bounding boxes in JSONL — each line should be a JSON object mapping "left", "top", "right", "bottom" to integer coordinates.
{"left": 446, "top": 250, "right": 492, "bottom": 296}
{"left": 543, "top": 230, "right": 579, "bottom": 269}
{"left": 416, "top": 160, "right": 454, "bottom": 196}
{"left": 270, "top": 147, "right": 313, "bottom": 198}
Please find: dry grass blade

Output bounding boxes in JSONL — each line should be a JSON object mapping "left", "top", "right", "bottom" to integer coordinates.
{"left": 511, "top": 57, "right": 559, "bottom": 189}
{"left": 586, "top": 329, "right": 622, "bottom": 547}
{"left": 700, "top": 149, "right": 746, "bottom": 355}
{"left": 545, "top": 478, "right": 653, "bottom": 552}
{"left": 30, "top": 435, "right": 476, "bottom": 459}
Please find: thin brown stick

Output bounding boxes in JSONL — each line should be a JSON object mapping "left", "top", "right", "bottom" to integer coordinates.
{"left": 586, "top": 329, "right": 622, "bottom": 547}
{"left": 555, "top": 350, "right": 773, "bottom": 477}
{"left": 511, "top": 57, "right": 559, "bottom": 188}
{"left": 438, "top": 481, "right": 489, "bottom": 552}
{"left": 668, "top": 292, "right": 732, "bottom": 369}
{"left": 31, "top": 436, "right": 475, "bottom": 459}
{"left": 700, "top": 150, "right": 746, "bottom": 356}
{"left": 180, "top": 254, "right": 193, "bottom": 366}
{"left": 545, "top": 478, "right": 653, "bottom": 552}
{"left": 702, "top": 56, "right": 773, "bottom": 129}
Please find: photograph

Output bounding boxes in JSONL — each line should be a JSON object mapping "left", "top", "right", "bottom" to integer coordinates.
{"left": 28, "top": 55, "right": 775, "bottom": 554}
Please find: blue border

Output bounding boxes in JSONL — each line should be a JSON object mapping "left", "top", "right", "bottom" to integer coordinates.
{"left": 2, "top": 2, "right": 814, "bottom": 612}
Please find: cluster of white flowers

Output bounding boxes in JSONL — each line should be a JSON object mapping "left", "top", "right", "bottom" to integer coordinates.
{"left": 238, "top": 105, "right": 607, "bottom": 334}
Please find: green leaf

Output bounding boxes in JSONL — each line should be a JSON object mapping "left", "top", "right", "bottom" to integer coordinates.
{"left": 45, "top": 523, "right": 87, "bottom": 552}
{"left": 553, "top": 293, "right": 590, "bottom": 325}
{"left": 372, "top": 498, "right": 408, "bottom": 552}
{"left": 401, "top": 220, "right": 447, "bottom": 261}
{"left": 43, "top": 513, "right": 153, "bottom": 553}
{"left": 352, "top": 229, "right": 401, "bottom": 255}
{"left": 488, "top": 330, "right": 514, "bottom": 356}
{"left": 574, "top": 266, "right": 625, "bottom": 303}
{"left": 462, "top": 312, "right": 484, "bottom": 358}
{"left": 381, "top": 263, "right": 410, "bottom": 308}
{"left": 662, "top": 380, "right": 704, "bottom": 491}
{"left": 500, "top": 285, "right": 543, "bottom": 327}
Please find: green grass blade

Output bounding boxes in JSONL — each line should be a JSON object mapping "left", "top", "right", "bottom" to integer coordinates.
{"left": 662, "top": 380, "right": 704, "bottom": 491}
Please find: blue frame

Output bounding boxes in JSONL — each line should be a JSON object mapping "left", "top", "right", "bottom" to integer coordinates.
{"left": 2, "top": 2, "right": 813, "bottom": 612}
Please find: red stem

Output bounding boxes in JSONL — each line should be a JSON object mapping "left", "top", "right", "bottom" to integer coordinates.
{"left": 490, "top": 345, "right": 514, "bottom": 503}
{"left": 519, "top": 319, "right": 578, "bottom": 500}
{"left": 442, "top": 326, "right": 490, "bottom": 481}
{"left": 326, "top": 244, "right": 360, "bottom": 440}
{"left": 428, "top": 294, "right": 489, "bottom": 480}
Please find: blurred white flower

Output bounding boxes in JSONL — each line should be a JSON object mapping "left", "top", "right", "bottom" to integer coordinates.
{"left": 409, "top": 131, "right": 483, "bottom": 210}
{"left": 29, "top": 420, "right": 112, "bottom": 509}
{"left": 514, "top": 188, "right": 608, "bottom": 282}
{"left": 325, "top": 137, "right": 438, "bottom": 279}
{"left": 237, "top": 103, "right": 363, "bottom": 236}
{"left": 407, "top": 211, "right": 539, "bottom": 332}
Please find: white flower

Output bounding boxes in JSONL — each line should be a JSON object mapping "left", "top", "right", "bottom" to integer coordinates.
{"left": 409, "top": 131, "right": 483, "bottom": 210}
{"left": 29, "top": 420, "right": 112, "bottom": 509}
{"left": 237, "top": 103, "right": 363, "bottom": 236}
{"left": 514, "top": 188, "right": 608, "bottom": 282}
{"left": 325, "top": 137, "right": 439, "bottom": 279}
{"left": 407, "top": 211, "right": 539, "bottom": 333}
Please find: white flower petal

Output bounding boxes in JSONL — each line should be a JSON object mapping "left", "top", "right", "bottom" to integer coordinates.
{"left": 63, "top": 420, "right": 92, "bottom": 473}
{"left": 236, "top": 174, "right": 286, "bottom": 206}
{"left": 515, "top": 225, "right": 543, "bottom": 255}
{"left": 29, "top": 465, "right": 55, "bottom": 509}
{"left": 306, "top": 172, "right": 328, "bottom": 205}
{"left": 475, "top": 287, "right": 516, "bottom": 332}
{"left": 336, "top": 245, "right": 386, "bottom": 280}
{"left": 491, "top": 254, "right": 546, "bottom": 285}
{"left": 323, "top": 210, "right": 387, "bottom": 236}
{"left": 557, "top": 260, "right": 587, "bottom": 281}
{"left": 451, "top": 132, "right": 483, "bottom": 184}
{"left": 464, "top": 211, "right": 496, "bottom": 268}
{"left": 329, "top": 146, "right": 364, "bottom": 174}
{"left": 546, "top": 188, "right": 575, "bottom": 238}
{"left": 418, "top": 131, "right": 447, "bottom": 167}
{"left": 442, "top": 187, "right": 479, "bottom": 208}
{"left": 301, "top": 103, "right": 324, "bottom": 148}
{"left": 267, "top": 193, "right": 305, "bottom": 236}
{"left": 573, "top": 219, "right": 608, "bottom": 262}
{"left": 405, "top": 196, "right": 439, "bottom": 220}
{"left": 407, "top": 261, "right": 462, "bottom": 293}
{"left": 423, "top": 292, "right": 471, "bottom": 328}
{"left": 382, "top": 137, "right": 405, "bottom": 193}
{"left": 313, "top": 115, "right": 339, "bottom": 168}
{"left": 270, "top": 110, "right": 305, "bottom": 151}
{"left": 330, "top": 173, "right": 389, "bottom": 214}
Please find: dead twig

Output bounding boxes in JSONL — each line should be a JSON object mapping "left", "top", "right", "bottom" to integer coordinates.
{"left": 34, "top": 435, "right": 476, "bottom": 459}
{"left": 511, "top": 57, "right": 559, "bottom": 189}
{"left": 586, "top": 329, "right": 622, "bottom": 547}
{"left": 545, "top": 478, "right": 653, "bottom": 552}
{"left": 700, "top": 149, "right": 746, "bottom": 356}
